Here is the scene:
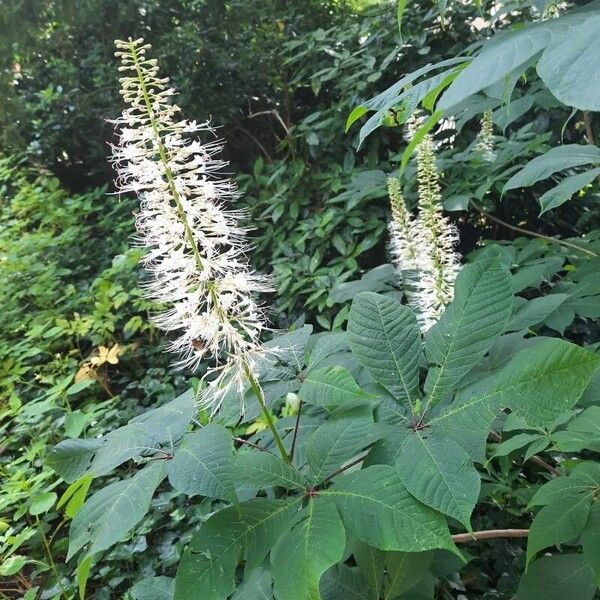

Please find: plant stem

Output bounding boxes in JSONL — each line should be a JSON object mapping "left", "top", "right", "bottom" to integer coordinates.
{"left": 234, "top": 436, "right": 277, "bottom": 456}
{"left": 451, "top": 529, "right": 529, "bottom": 543}
{"left": 36, "top": 516, "right": 67, "bottom": 599}
{"left": 289, "top": 400, "right": 303, "bottom": 463}
{"left": 243, "top": 362, "right": 290, "bottom": 463}
{"left": 470, "top": 200, "right": 598, "bottom": 257}
{"left": 318, "top": 453, "right": 368, "bottom": 486}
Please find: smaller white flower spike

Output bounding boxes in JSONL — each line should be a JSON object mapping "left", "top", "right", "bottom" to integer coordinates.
{"left": 112, "top": 38, "right": 271, "bottom": 413}
{"left": 387, "top": 136, "right": 461, "bottom": 332}
{"left": 475, "top": 110, "right": 496, "bottom": 163}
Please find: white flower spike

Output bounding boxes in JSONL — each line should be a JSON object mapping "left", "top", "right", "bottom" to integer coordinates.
{"left": 112, "top": 38, "right": 271, "bottom": 413}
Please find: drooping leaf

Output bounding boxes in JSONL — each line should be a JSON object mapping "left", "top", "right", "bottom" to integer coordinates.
{"left": 507, "top": 294, "right": 568, "bottom": 332}
{"left": 432, "top": 339, "right": 600, "bottom": 460}
{"left": 348, "top": 292, "right": 421, "bottom": 411}
{"left": 271, "top": 497, "right": 346, "bottom": 600}
{"left": 68, "top": 462, "right": 165, "bottom": 561}
{"left": 503, "top": 145, "right": 600, "bottom": 193}
{"left": 526, "top": 493, "right": 593, "bottom": 565}
{"left": 47, "top": 438, "right": 103, "bottom": 483}
{"left": 167, "top": 424, "right": 237, "bottom": 502}
{"left": 516, "top": 554, "right": 596, "bottom": 600}
{"left": 352, "top": 541, "right": 384, "bottom": 600}
{"left": 538, "top": 168, "right": 600, "bottom": 214}
{"left": 231, "top": 566, "right": 273, "bottom": 600}
{"left": 320, "top": 564, "right": 369, "bottom": 600}
{"left": 175, "top": 499, "right": 299, "bottom": 600}
{"left": 490, "top": 433, "right": 546, "bottom": 459}
{"left": 298, "top": 366, "right": 374, "bottom": 410}
{"left": 581, "top": 503, "right": 600, "bottom": 587}
{"left": 234, "top": 449, "right": 307, "bottom": 491}
{"left": 537, "top": 13, "right": 600, "bottom": 111}
{"left": 425, "top": 255, "right": 513, "bottom": 404}
{"left": 324, "top": 465, "right": 456, "bottom": 553}
{"left": 396, "top": 433, "right": 480, "bottom": 530}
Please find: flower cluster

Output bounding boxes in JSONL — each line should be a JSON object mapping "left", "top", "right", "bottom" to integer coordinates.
{"left": 387, "top": 134, "right": 461, "bottom": 331}
{"left": 112, "top": 38, "right": 271, "bottom": 412}
{"left": 475, "top": 110, "right": 496, "bottom": 162}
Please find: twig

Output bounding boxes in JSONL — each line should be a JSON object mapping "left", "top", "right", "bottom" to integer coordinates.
{"left": 289, "top": 400, "right": 303, "bottom": 462}
{"left": 470, "top": 200, "right": 597, "bottom": 257}
{"left": 234, "top": 126, "right": 273, "bottom": 164}
{"left": 452, "top": 529, "right": 529, "bottom": 543}
{"left": 318, "top": 453, "right": 368, "bottom": 486}
{"left": 233, "top": 437, "right": 277, "bottom": 457}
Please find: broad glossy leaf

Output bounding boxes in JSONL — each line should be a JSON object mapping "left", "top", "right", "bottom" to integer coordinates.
{"left": 352, "top": 541, "right": 384, "bottom": 600}
{"left": 348, "top": 292, "right": 421, "bottom": 411}
{"left": 490, "top": 433, "right": 545, "bottom": 459}
{"left": 432, "top": 339, "right": 600, "bottom": 460}
{"left": 167, "top": 424, "right": 237, "bottom": 502}
{"left": 68, "top": 462, "right": 165, "bottom": 560}
{"left": 231, "top": 566, "right": 273, "bottom": 600}
{"left": 396, "top": 433, "right": 480, "bottom": 530}
{"left": 503, "top": 145, "right": 600, "bottom": 192}
{"left": 324, "top": 465, "right": 456, "bottom": 553}
{"left": 271, "top": 497, "right": 346, "bottom": 600}
{"left": 298, "top": 366, "right": 374, "bottom": 410}
{"left": 526, "top": 494, "right": 592, "bottom": 565}
{"left": 517, "top": 554, "right": 596, "bottom": 600}
{"left": 47, "top": 439, "right": 102, "bottom": 483}
{"left": 507, "top": 294, "right": 567, "bottom": 332}
{"left": 234, "top": 449, "right": 306, "bottom": 491}
{"left": 425, "top": 255, "right": 513, "bottom": 404}
{"left": 175, "top": 499, "right": 298, "bottom": 600}
{"left": 537, "top": 14, "right": 600, "bottom": 110}
{"left": 539, "top": 168, "right": 600, "bottom": 215}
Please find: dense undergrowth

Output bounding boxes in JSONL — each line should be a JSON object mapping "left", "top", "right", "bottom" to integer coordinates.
{"left": 1, "top": 1, "right": 600, "bottom": 599}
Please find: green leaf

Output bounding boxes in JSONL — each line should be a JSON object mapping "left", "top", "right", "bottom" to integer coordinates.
{"left": 507, "top": 294, "right": 568, "bottom": 332}
{"left": 352, "top": 541, "right": 384, "bottom": 600}
{"left": 306, "top": 406, "right": 383, "bottom": 482}
{"left": 538, "top": 168, "right": 600, "bottom": 215}
{"left": 396, "top": 433, "right": 480, "bottom": 530}
{"left": 167, "top": 424, "right": 237, "bottom": 502}
{"left": 517, "top": 554, "right": 596, "bottom": 600}
{"left": 131, "top": 576, "right": 175, "bottom": 600}
{"left": 57, "top": 473, "right": 93, "bottom": 518}
{"left": 503, "top": 145, "right": 600, "bottom": 193}
{"left": 231, "top": 566, "right": 273, "bottom": 600}
{"left": 320, "top": 564, "right": 369, "bottom": 600}
{"left": 396, "top": 0, "right": 408, "bottom": 43}
{"left": 77, "top": 555, "right": 93, "bottom": 600}
{"left": 490, "top": 433, "right": 546, "bottom": 459}
{"left": 348, "top": 292, "right": 420, "bottom": 411}
{"left": 176, "top": 499, "right": 298, "bottom": 600}
{"left": 29, "top": 491, "right": 57, "bottom": 515}
{"left": 581, "top": 503, "right": 600, "bottom": 587}
{"left": 537, "top": 14, "right": 600, "bottom": 110}
{"left": 324, "top": 465, "right": 456, "bottom": 553}
{"left": 425, "top": 255, "right": 513, "bottom": 404}
{"left": 383, "top": 552, "right": 433, "bottom": 600}
{"left": 271, "top": 497, "right": 346, "bottom": 600}
{"left": 234, "top": 449, "right": 306, "bottom": 490}
{"left": 47, "top": 438, "right": 102, "bottom": 483}
{"left": 346, "top": 106, "right": 368, "bottom": 132}
{"left": 399, "top": 110, "right": 444, "bottom": 177}
{"left": 67, "top": 462, "right": 165, "bottom": 561}
{"left": 567, "top": 406, "right": 600, "bottom": 452}
{"left": 529, "top": 471, "right": 596, "bottom": 507}
{"left": 526, "top": 493, "right": 593, "bottom": 565}
{"left": 432, "top": 339, "right": 600, "bottom": 460}
{"left": 298, "top": 366, "right": 374, "bottom": 410}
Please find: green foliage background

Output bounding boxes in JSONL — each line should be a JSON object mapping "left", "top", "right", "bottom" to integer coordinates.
{"left": 1, "top": 0, "right": 600, "bottom": 599}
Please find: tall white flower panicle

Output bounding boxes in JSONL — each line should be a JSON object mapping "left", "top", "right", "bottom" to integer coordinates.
{"left": 112, "top": 37, "right": 271, "bottom": 412}
{"left": 412, "top": 134, "right": 461, "bottom": 331}
{"left": 387, "top": 177, "right": 419, "bottom": 272}
{"left": 475, "top": 110, "right": 496, "bottom": 162}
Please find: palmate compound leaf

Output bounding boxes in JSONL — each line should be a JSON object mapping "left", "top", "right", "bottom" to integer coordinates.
{"left": 67, "top": 461, "right": 165, "bottom": 561}
{"left": 175, "top": 498, "right": 299, "bottom": 600}
{"left": 322, "top": 465, "right": 457, "bottom": 554}
{"left": 396, "top": 432, "right": 480, "bottom": 531}
{"left": 271, "top": 497, "right": 346, "bottom": 600}
{"left": 347, "top": 292, "right": 421, "bottom": 412}
{"left": 166, "top": 424, "right": 237, "bottom": 503}
{"left": 429, "top": 338, "right": 600, "bottom": 461}
{"left": 424, "top": 254, "right": 514, "bottom": 405}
